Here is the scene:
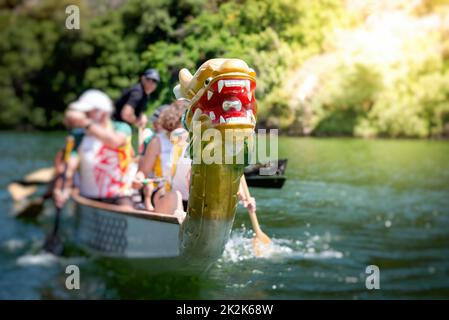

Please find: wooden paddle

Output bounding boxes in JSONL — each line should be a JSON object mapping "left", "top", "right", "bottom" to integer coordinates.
{"left": 43, "top": 136, "right": 75, "bottom": 255}
{"left": 23, "top": 167, "right": 55, "bottom": 184}
{"left": 7, "top": 183, "right": 38, "bottom": 202}
{"left": 240, "top": 176, "right": 271, "bottom": 256}
{"left": 7, "top": 166, "right": 54, "bottom": 203}
{"left": 14, "top": 197, "right": 46, "bottom": 219}
{"left": 13, "top": 186, "right": 55, "bottom": 219}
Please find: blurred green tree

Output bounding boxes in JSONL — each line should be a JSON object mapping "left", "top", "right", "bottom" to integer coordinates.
{"left": 4, "top": 0, "right": 447, "bottom": 138}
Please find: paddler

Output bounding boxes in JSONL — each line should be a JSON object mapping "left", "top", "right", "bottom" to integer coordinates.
{"left": 53, "top": 89, "right": 134, "bottom": 208}
{"left": 113, "top": 68, "right": 160, "bottom": 127}
{"left": 132, "top": 102, "right": 187, "bottom": 214}
{"left": 133, "top": 102, "right": 256, "bottom": 215}
{"left": 113, "top": 68, "right": 160, "bottom": 154}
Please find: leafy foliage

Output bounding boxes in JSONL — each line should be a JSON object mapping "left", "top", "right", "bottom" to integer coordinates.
{"left": 2, "top": 0, "right": 447, "bottom": 138}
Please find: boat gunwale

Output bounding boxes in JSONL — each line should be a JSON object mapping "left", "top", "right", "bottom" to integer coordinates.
{"left": 72, "top": 191, "right": 181, "bottom": 225}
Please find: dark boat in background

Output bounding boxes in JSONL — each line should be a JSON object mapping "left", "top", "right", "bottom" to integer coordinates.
{"left": 244, "top": 159, "right": 288, "bottom": 189}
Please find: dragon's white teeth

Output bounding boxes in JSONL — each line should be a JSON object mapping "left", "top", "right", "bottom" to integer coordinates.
{"left": 207, "top": 90, "right": 213, "bottom": 100}
{"left": 245, "top": 80, "right": 252, "bottom": 101}
{"left": 225, "top": 117, "right": 251, "bottom": 124}
{"left": 217, "top": 79, "right": 251, "bottom": 93}
{"left": 246, "top": 110, "right": 255, "bottom": 124}
{"left": 209, "top": 111, "right": 216, "bottom": 120}
{"left": 224, "top": 79, "right": 246, "bottom": 87}
{"left": 192, "top": 108, "right": 202, "bottom": 121}
{"left": 250, "top": 110, "right": 256, "bottom": 124}
{"left": 245, "top": 80, "right": 251, "bottom": 92}
{"left": 220, "top": 116, "right": 225, "bottom": 124}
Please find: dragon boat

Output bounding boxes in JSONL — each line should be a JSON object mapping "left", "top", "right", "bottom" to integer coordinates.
{"left": 70, "top": 58, "right": 259, "bottom": 269}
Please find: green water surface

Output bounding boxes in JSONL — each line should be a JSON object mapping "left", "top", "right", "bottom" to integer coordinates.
{"left": 0, "top": 132, "right": 448, "bottom": 299}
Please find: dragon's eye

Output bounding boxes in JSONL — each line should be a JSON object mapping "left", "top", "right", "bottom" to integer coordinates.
{"left": 204, "top": 77, "right": 212, "bottom": 87}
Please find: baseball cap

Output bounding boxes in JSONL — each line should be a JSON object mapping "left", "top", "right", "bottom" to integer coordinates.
{"left": 69, "top": 89, "right": 114, "bottom": 113}
{"left": 142, "top": 68, "right": 160, "bottom": 83}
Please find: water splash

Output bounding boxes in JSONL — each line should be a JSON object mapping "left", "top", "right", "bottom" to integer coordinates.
{"left": 2, "top": 239, "right": 26, "bottom": 252}
{"left": 16, "top": 253, "right": 58, "bottom": 267}
{"left": 220, "top": 226, "right": 343, "bottom": 263}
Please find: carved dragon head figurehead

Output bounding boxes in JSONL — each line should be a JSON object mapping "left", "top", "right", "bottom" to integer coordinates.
{"left": 173, "top": 59, "right": 258, "bottom": 265}
{"left": 174, "top": 58, "right": 257, "bottom": 131}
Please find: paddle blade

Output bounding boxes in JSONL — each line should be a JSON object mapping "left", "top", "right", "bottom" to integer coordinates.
{"left": 43, "top": 234, "right": 64, "bottom": 256}
{"left": 14, "top": 198, "right": 45, "bottom": 219}
{"left": 252, "top": 231, "right": 271, "bottom": 257}
{"left": 24, "top": 167, "right": 55, "bottom": 184}
{"left": 8, "top": 183, "right": 37, "bottom": 202}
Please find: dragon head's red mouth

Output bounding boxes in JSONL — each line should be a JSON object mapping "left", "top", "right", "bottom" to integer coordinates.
{"left": 188, "top": 77, "right": 257, "bottom": 129}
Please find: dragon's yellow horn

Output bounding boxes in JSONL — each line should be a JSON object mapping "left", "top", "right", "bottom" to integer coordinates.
{"left": 179, "top": 68, "right": 193, "bottom": 93}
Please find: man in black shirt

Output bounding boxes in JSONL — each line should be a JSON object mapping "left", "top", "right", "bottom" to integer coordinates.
{"left": 114, "top": 68, "right": 160, "bottom": 128}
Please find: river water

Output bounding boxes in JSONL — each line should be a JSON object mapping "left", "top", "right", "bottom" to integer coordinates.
{"left": 0, "top": 132, "right": 448, "bottom": 299}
